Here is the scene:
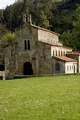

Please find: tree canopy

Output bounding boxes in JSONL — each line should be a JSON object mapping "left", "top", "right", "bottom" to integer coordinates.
{"left": 0, "top": 0, "right": 80, "bottom": 50}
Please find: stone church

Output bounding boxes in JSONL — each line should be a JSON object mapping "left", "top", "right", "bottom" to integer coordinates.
{"left": 0, "top": 23, "right": 79, "bottom": 79}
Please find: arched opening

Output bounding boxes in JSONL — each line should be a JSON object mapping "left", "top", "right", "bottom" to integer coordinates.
{"left": 23, "top": 62, "right": 33, "bottom": 75}
{"left": 0, "top": 64, "right": 5, "bottom": 71}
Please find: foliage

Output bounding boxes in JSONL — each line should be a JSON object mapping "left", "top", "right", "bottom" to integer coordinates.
{"left": 60, "top": 6, "right": 80, "bottom": 50}
{"left": 0, "top": 9, "right": 4, "bottom": 23}
{"left": 1, "top": 32, "right": 16, "bottom": 42}
{"left": 0, "top": 24, "right": 8, "bottom": 39}
{"left": 3, "top": 2, "right": 24, "bottom": 31}
{"left": 73, "top": 6, "right": 80, "bottom": 31}
{"left": 2, "top": 0, "right": 59, "bottom": 30}
{"left": 60, "top": 31, "right": 80, "bottom": 50}
{"left": 38, "top": 11, "right": 50, "bottom": 28}
{"left": 0, "top": 0, "right": 80, "bottom": 50}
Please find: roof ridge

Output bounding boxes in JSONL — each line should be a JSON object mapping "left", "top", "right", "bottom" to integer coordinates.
{"left": 31, "top": 24, "right": 59, "bottom": 36}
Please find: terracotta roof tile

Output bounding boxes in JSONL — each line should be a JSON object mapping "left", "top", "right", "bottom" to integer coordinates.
{"left": 53, "top": 56, "right": 77, "bottom": 62}
{"left": 38, "top": 41, "right": 72, "bottom": 50}
{"left": 69, "top": 52, "right": 80, "bottom": 56}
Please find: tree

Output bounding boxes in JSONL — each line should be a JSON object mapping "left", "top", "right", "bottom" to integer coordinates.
{"left": 0, "top": 9, "right": 4, "bottom": 23}
{"left": 60, "top": 5, "right": 80, "bottom": 50}
{"left": 1, "top": 32, "right": 16, "bottom": 44}
{"left": 3, "top": 2, "right": 24, "bottom": 31}
{"left": 73, "top": 6, "right": 80, "bottom": 31}
{"left": 39, "top": 11, "right": 49, "bottom": 28}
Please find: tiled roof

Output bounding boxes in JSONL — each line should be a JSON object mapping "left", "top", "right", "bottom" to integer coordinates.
{"left": 31, "top": 24, "right": 59, "bottom": 36}
{"left": 52, "top": 45, "right": 72, "bottom": 50}
{"left": 38, "top": 41, "right": 62, "bottom": 47}
{"left": 53, "top": 56, "right": 77, "bottom": 62}
{"left": 38, "top": 41, "right": 72, "bottom": 50}
{"left": 68, "top": 52, "right": 80, "bottom": 56}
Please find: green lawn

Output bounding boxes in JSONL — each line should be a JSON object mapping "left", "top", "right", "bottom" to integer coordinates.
{"left": 0, "top": 75, "right": 80, "bottom": 120}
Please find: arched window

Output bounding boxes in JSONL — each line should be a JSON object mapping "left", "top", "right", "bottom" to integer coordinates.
{"left": 28, "top": 40, "right": 30, "bottom": 50}
{"left": 67, "top": 66, "right": 69, "bottom": 71}
{"left": 24, "top": 40, "right": 27, "bottom": 50}
{"left": 56, "top": 50, "right": 57, "bottom": 56}
{"left": 59, "top": 51, "right": 61, "bottom": 56}
{"left": 61, "top": 51, "right": 63, "bottom": 56}
{"left": 24, "top": 40, "right": 30, "bottom": 50}
{"left": 53, "top": 50, "right": 54, "bottom": 56}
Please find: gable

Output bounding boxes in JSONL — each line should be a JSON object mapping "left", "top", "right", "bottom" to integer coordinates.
{"left": 38, "top": 28, "right": 59, "bottom": 45}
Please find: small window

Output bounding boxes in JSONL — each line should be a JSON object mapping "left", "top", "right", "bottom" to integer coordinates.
{"left": 72, "top": 66, "right": 73, "bottom": 70}
{"left": 67, "top": 66, "right": 69, "bottom": 71}
{"left": 70, "top": 66, "right": 72, "bottom": 70}
{"left": 61, "top": 51, "right": 62, "bottom": 56}
{"left": 56, "top": 50, "right": 57, "bottom": 56}
{"left": 28, "top": 40, "right": 30, "bottom": 50}
{"left": 59, "top": 51, "right": 61, "bottom": 56}
{"left": 24, "top": 40, "right": 27, "bottom": 50}
{"left": 24, "top": 40, "right": 30, "bottom": 50}
{"left": 53, "top": 50, "right": 54, "bottom": 56}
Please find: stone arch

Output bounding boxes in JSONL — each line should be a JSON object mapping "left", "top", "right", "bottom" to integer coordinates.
{"left": 23, "top": 62, "right": 33, "bottom": 75}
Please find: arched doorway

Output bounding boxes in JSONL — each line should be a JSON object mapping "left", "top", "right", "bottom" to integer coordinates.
{"left": 23, "top": 62, "right": 33, "bottom": 75}
{"left": 0, "top": 64, "right": 5, "bottom": 71}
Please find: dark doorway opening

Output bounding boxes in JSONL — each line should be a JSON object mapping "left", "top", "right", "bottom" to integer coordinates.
{"left": 55, "top": 62, "right": 60, "bottom": 72}
{"left": 0, "top": 64, "right": 5, "bottom": 71}
{"left": 23, "top": 62, "right": 33, "bottom": 75}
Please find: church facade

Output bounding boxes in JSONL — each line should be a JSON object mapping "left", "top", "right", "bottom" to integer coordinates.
{"left": 0, "top": 23, "right": 79, "bottom": 79}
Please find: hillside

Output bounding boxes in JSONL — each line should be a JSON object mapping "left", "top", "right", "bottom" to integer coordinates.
{"left": 0, "top": 0, "right": 80, "bottom": 50}
{"left": 51, "top": 0, "right": 80, "bottom": 50}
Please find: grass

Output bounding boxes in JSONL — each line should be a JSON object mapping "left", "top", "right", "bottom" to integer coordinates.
{"left": 0, "top": 75, "right": 80, "bottom": 120}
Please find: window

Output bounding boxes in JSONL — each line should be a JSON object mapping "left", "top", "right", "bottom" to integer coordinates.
{"left": 59, "top": 51, "right": 61, "bottom": 56}
{"left": 61, "top": 51, "right": 62, "bottom": 56}
{"left": 28, "top": 40, "right": 30, "bottom": 50}
{"left": 56, "top": 50, "right": 57, "bottom": 56}
{"left": 53, "top": 50, "right": 54, "bottom": 56}
{"left": 24, "top": 40, "right": 27, "bottom": 50}
{"left": 70, "top": 66, "right": 71, "bottom": 70}
{"left": 24, "top": 40, "right": 30, "bottom": 50}
{"left": 67, "top": 66, "right": 69, "bottom": 71}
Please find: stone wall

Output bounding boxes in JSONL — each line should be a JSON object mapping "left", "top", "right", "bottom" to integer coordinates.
{"left": 11, "top": 25, "right": 38, "bottom": 75}
{"left": 37, "top": 42, "right": 52, "bottom": 74}
{"left": 52, "top": 58, "right": 65, "bottom": 74}
{"left": 4, "top": 24, "right": 74, "bottom": 77}
{"left": 5, "top": 44, "right": 17, "bottom": 77}
{"left": 38, "top": 29, "right": 59, "bottom": 45}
